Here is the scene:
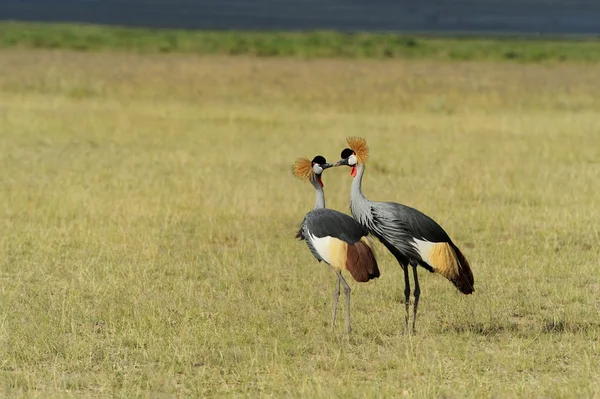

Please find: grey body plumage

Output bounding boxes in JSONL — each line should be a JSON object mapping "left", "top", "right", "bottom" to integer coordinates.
{"left": 297, "top": 207, "right": 371, "bottom": 265}
{"left": 350, "top": 165, "right": 448, "bottom": 269}
{"left": 301, "top": 208, "right": 370, "bottom": 246}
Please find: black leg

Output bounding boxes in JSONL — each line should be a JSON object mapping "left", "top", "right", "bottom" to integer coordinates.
{"left": 411, "top": 261, "right": 420, "bottom": 334}
{"left": 331, "top": 272, "right": 341, "bottom": 332}
{"left": 403, "top": 263, "right": 410, "bottom": 334}
{"left": 337, "top": 271, "right": 352, "bottom": 333}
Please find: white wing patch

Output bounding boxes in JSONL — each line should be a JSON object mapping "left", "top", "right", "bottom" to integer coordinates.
{"left": 412, "top": 238, "right": 436, "bottom": 264}
{"left": 308, "top": 233, "right": 332, "bottom": 264}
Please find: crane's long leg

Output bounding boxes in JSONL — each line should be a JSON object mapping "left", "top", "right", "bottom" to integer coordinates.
{"left": 331, "top": 272, "right": 341, "bottom": 332}
{"left": 337, "top": 271, "right": 352, "bottom": 333}
{"left": 402, "top": 264, "right": 411, "bottom": 334}
{"left": 411, "top": 261, "right": 421, "bottom": 334}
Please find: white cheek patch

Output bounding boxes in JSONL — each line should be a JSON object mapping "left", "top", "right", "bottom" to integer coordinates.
{"left": 313, "top": 164, "right": 323, "bottom": 174}
{"left": 348, "top": 154, "right": 357, "bottom": 166}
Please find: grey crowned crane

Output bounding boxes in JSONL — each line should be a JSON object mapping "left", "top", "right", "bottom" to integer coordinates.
{"left": 293, "top": 155, "right": 380, "bottom": 333}
{"left": 334, "top": 137, "right": 474, "bottom": 333}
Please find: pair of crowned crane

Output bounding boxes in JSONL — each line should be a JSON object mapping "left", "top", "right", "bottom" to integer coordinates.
{"left": 293, "top": 137, "right": 475, "bottom": 334}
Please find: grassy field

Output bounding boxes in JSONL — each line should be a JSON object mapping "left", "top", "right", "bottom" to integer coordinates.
{"left": 1, "top": 47, "right": 600, "bottom": 397}
{"left": 2, "top": 22, "right": 600, "bottom": 62}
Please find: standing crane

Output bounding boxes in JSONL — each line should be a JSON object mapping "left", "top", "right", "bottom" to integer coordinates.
{"left": 334, "top": 137, "right": 474, "bottom": 333}
{"left": 293, "top": 155, "right": 380, "bottom": 333}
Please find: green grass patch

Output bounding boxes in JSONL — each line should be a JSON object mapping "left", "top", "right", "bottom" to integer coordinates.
{"left": 1, "top": 21, "right": 600, "bottom": 62}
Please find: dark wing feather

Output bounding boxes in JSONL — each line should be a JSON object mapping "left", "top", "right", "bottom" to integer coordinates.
{"left": 368, "top": 202, "right": 451, "bottom": 263}
{"left": 295, "top": 225, "right": 305, "bottom": 240}
{"left": 305, "top": 208, "right": 368, "bottom": 245}
{"left": 384, "top": 202, "right": 451, "bottom": 243}
{"left": 296, "top": 213, "right": 324, "bottom": 262}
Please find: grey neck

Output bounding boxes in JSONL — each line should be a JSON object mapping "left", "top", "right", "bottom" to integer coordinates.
{"left": 350, "top": 163, "right": 371, "bottom": 223}
{"left": 351, "top": 163, "right": 367, "bottom": 203}
{"left": 311, "top": 177, "right": 326, "bottom": 209}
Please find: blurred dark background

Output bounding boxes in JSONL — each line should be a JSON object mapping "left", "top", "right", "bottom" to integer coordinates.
{"left": 2, "top": 0, "right": 600, "bottom": 35}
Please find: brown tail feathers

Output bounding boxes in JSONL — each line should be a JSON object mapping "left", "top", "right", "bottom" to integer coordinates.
{"left": 428, "top": 241, "right": 474, "bottom": 294}
{"left": 345, "top": 237, "right": 380, "bottom": 283}
{"left": 449, "top": 243, "right": 474, "bottom": 294}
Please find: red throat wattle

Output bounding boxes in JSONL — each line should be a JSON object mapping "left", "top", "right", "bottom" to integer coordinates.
{"left": 318, "top": 176, "right": 324, "bottom": 187}
{"left": 350, "top": 166, "right": 357, "bottom": 177}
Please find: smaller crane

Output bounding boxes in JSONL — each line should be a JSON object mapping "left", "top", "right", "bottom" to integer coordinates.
{"left": 293, "top": 155, "right": 380, "bottom": 333}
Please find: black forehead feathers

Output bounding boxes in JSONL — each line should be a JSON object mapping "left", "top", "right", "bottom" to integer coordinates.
{"left": 312, "top": 155, "right": 327, "bottom": 164}
{"left": 340, "top": 148, "right": 354, "bottom": 159}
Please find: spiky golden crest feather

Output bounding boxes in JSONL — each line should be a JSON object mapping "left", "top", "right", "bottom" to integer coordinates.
{"left": 292, "top": 157, "right": 314, "bottom": 181}
{"left": 346, "top": 136, "right": 369, "bottom": 164}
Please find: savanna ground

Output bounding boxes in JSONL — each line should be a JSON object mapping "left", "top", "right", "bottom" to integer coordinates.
{"left": 1, "top": 45, "right": 600, "bottom": 397}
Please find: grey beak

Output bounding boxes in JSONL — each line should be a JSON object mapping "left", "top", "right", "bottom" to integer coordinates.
{"left": 334, "top": 158, "right": 349, "bottom": 167}
{"left": 320, "top": 163, "right": 334, "bottom": 170}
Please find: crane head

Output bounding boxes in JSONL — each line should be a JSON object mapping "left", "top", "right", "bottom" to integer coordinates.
{"left": 292, "top": 155, "right": 333, "bottom": 187}
{"left": 334, "top": 137, "right": 369, "bottom": 177}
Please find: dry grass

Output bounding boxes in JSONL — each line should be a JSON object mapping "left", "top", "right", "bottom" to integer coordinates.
{"left": 1, "top": 49, "right": 600, "bottom": 397}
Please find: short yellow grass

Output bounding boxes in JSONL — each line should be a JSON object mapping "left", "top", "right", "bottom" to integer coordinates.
{"left": 1, "top": 49, "right": 599, "bottom": 397}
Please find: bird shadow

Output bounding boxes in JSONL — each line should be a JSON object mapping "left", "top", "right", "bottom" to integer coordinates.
{"left": 437, "top": 321, "right": 519, "bottom": 336}
{"left": 539, "top": 318, "right": 600, "bottom": 334}
{"left": 436, "top": 318, "right": 600, "bottom": 336}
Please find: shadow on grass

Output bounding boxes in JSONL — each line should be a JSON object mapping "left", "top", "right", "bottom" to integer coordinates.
{"left": 541, "top": 318, "right": 600, "bottom": 334}
{"left": 437, "top": 318, "right": 600, "bottom": 336}
{"left": 438, "top": 321, "right": 519, "bottom": 336}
